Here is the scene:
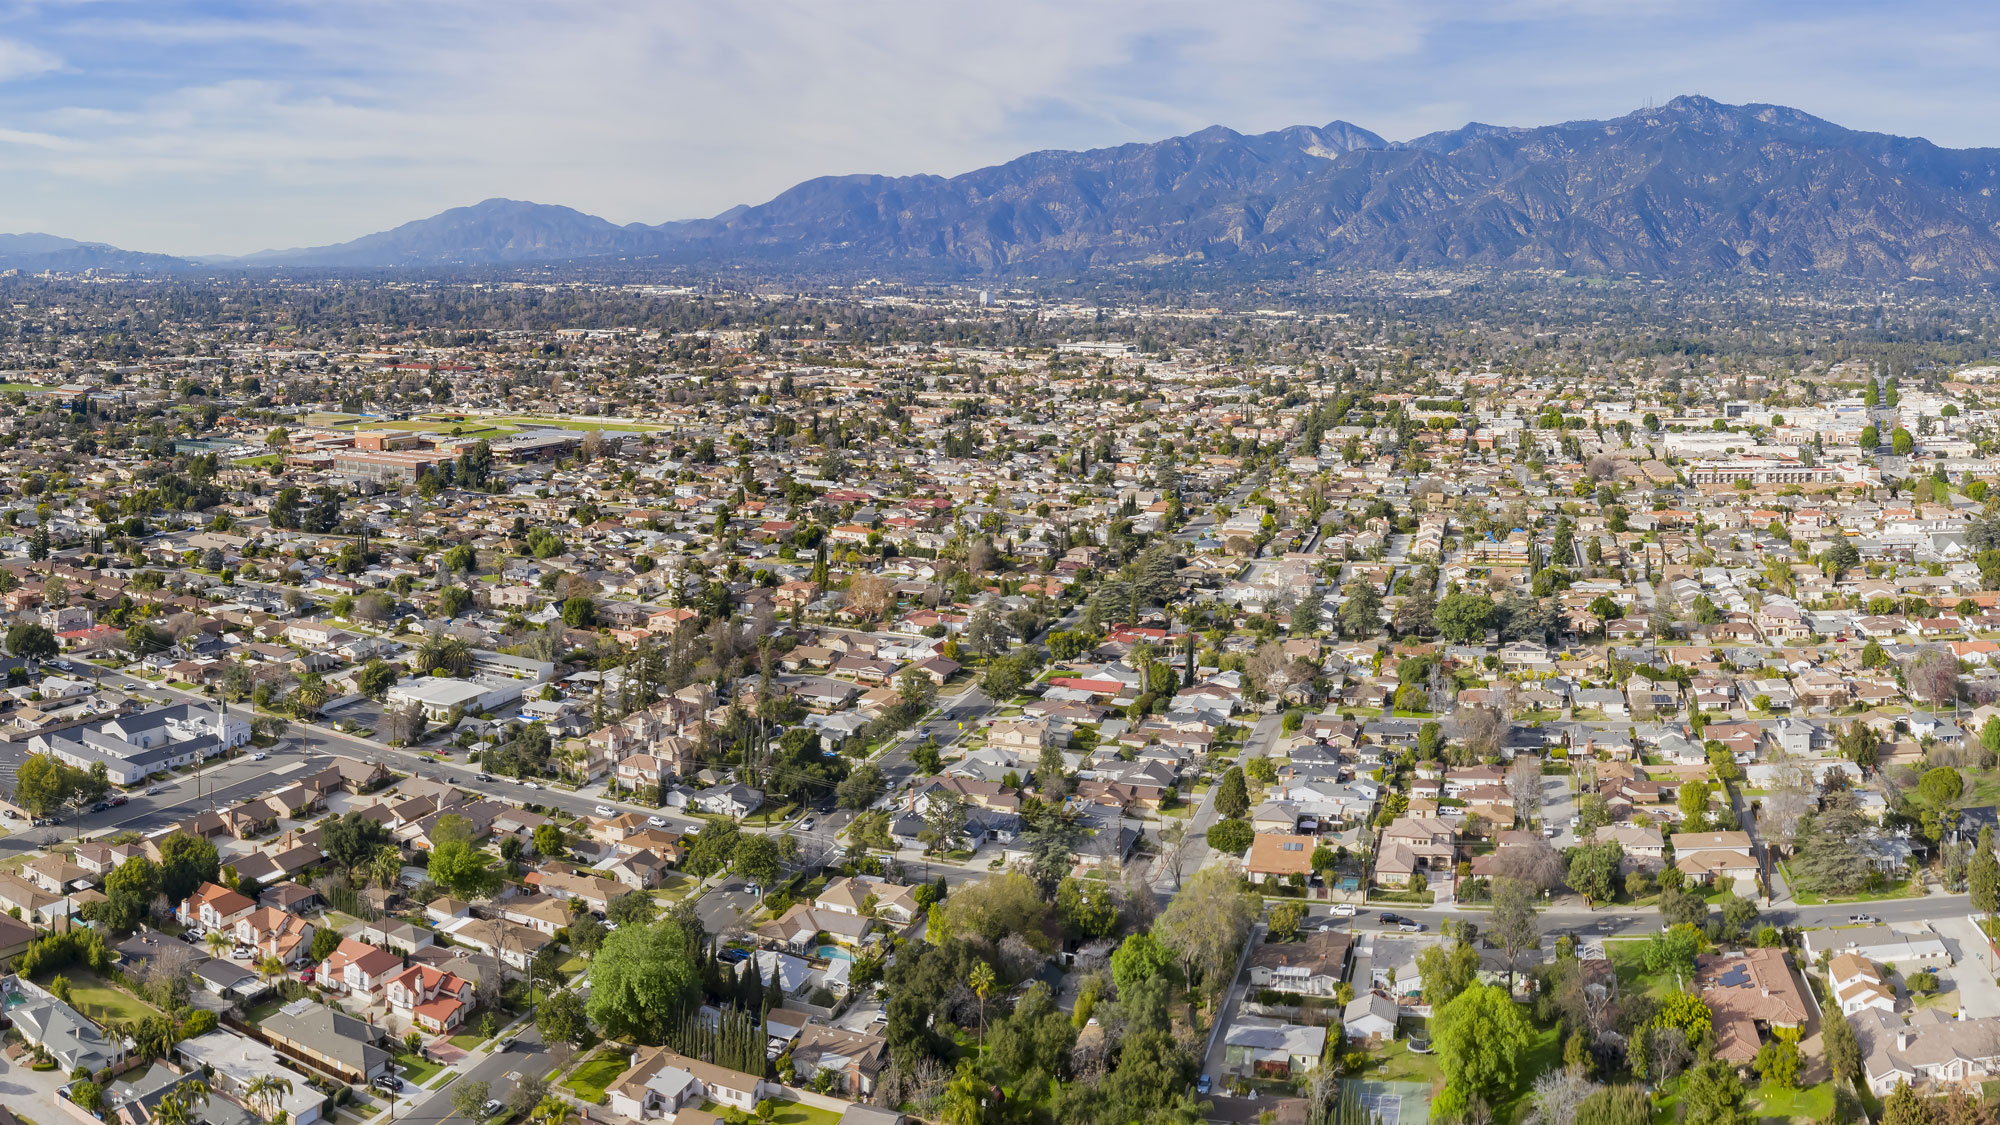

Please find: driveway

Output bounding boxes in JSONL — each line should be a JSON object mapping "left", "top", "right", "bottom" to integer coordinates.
{"left": 1540, "top": 775, "right": 1575, "bottom": 845}
{"left": 1934, "top": 915, "right": 2000, "bottom": 1019}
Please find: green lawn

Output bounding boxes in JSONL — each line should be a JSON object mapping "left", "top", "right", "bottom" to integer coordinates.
{"left": 654, "top": 874, "right": 695, "bottom": 902}
{"left": 1780, "top": 863, "right": 1921, "bottom": 905}
{"left": 1606, "top": 940, "right": 1684, "bottom": 1001}
{"left": 1493, "top": 1023, "right": 1563, "bottom": 1124}
{"left": 448, "top": 1031, "right": 488, "bottom": 1051}
{"left": 1364, "top": 1038, "right": 1443, "bottom": 1087}
{"left": 58, "top": 973, "right": 159, "bottom": 1024}
{"left": 561, "top": 1051, "right": 629, "bottom": 1104}
{"left": 244, "top": 996, "right": 287, "bottom": 1026}
{"left": 1750, "top": 1080, "right": 1835, "bottom": 1121}
{"left": 394, "top": 1052, "right": 444, "bottom": 1086}
{"left": 697, "top": 1102, "right": 837, "bottom": 1125}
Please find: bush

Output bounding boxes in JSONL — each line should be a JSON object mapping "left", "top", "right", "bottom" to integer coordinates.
{"left": 1205, "top": 818, "right": 1255, "bottom": 854}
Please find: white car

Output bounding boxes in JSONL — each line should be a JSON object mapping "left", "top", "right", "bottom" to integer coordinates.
{"left": 251, "top": 752, "right": 269, "bottom": 761}
{"left": 647, "top": 816, "right": 668, "bottom": 828}
{"left": 594, "top": 805, "right": 615, "bottom": 817}
{"left": 1329, "top": 903, "right": 1356, "bottom": 917}
{"left": 521, "top": 781, "right": 540, "bottom": 790}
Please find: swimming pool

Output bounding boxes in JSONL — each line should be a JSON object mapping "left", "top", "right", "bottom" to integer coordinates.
{"left": 815, "top": 945, "right": 853, "bottom": 962}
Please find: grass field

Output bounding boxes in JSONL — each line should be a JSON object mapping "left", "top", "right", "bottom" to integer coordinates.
{"left": 394, "top": 1052, "right": 444, "bottom": 1086}
{"left": 60, "top": 973, "right": 159, "bottom": 1024}
{"left": 697, "top": 1102, "right": 838, "bottom": 1125}
{"left": 561, "top": 1051, "right": 629, "bottom": 1104}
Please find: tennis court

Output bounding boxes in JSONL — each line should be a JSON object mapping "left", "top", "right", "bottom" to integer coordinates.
{"left": 1345, "top": 1079, "right": 1432, "bottom": 1125}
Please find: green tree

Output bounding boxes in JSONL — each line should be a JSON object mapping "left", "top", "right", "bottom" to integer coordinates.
{"left": 586, "top": 919, "right": 699, "bottom": 1045}
{"left": 322, "top": 811, "right": 393, "bottom": 880}
{"left": 1573, "top": 1086, "right": 1652, "bottom": 1125}
{"left": 1214, "top": 767, "right": 1250, "bottom": 820}
{"left": 437, "top": 585, "right": 473, "bottom": 619}
{"left": 1111, "top": 931, "right": 1178, "bottom": 993}
{"left": 560, "top": 596, "right": 597, "bottom": 628}
{"left": 157, "top": 832, "right": 220, "bottom": 904}
{"left": 1415, "top": 938, "right": 1482, "bottom": 1008}
{"left": 1679, "top": 1059, "right": 1753, "bottom": 1125}
{"left": 5, "top": 622, "right": 56, "bottom": 661}
{"left": 426, "top": 815, "right": 500, "bottom": 899}
{"left": 1892, "top": 427, "right": 1915, "bottom": 455}
{"left": 1823, "top": 1009, "right": 1862, "bottom": 1092}
{"left": 1153, "top": 864, "right": 1258, "bottom": 993}
{"left": 535, "top": 988, "right": 589, "bottom": 1048}
{"left": 101, "top": 857, "right": 159, "bottom": 932}
{"left": 1565, "top": 841, "right": 1622, "bottom": 907}
{"left": 733, "top": 834, "right": 780, "bottom": 885}
{"left": 1432, "top": 592, "right": 1496, "bottom": 644}
{"left": 1203, "top": 818, "right": 1254, "bottom": 854}
{"left": 355, "top": 659, "right": 400, "bottom": 700}
{"left": 532, "top": 822, "right": 566, "bottom": 858}
{"left": 1431, "top": 984, "right": 1533, "bottom": 1121}
{"left": 452, "top": 1080, "right": 493, "bottom": 1123}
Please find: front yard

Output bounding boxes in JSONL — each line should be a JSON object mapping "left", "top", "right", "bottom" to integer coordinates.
{"left": 560, "top": 1050, "right": 629, "bottom": 1104}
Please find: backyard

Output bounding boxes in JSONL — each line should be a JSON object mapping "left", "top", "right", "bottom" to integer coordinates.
{"left": 55, "top": 973, "right": 159, "bottom": 1024}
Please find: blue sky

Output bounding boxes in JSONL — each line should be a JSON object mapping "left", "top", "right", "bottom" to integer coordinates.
{"left": 0, "top": 1, "right": 1995, "bottom": 256}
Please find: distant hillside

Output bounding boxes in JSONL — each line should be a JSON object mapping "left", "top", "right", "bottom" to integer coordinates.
{"left": 230, "top": 199, "right": 675, "bottom": 267}
{"left": 651, "top": 96, "right": 2000, "bottom": 280}
{"left": 31, "top": 96, "right": 2000, "bottom": 281}
{"left": 0, "top": 234, "right": 189, "bottom": 273}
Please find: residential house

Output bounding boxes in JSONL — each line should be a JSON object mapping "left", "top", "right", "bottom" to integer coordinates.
{"left": 1220, "top": 1017, "right": 1327, "bottom": 1079}
{"left": 259, "top": 999, "right": 391, "bottom": 1083}
{"left": 1246, "top": 930, "right": 1351, "bottom": 997}
{"left": 1696, "top": 949, "right": 1810, "bottom": 1064}
{"left": 319, "top": 937, "right": 404, "bottom": 998}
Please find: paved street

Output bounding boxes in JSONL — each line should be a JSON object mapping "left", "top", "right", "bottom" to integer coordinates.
{"left": 392, "top": 1026, "right": 551, "bottom": 1125}
{"left": 1172, "top": 712, "right": 1283, "bottom": 887}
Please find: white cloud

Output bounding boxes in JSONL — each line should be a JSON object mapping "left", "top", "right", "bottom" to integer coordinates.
{"left": 0, "top": 1, "right": 1991, "bottom": 254}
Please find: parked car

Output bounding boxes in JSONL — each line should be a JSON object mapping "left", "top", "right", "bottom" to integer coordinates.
{"left": 1330, "top": 903, "right": 1356, "bottom": 917}
{"left": 145, "top": 786, "right": 167, "bottom": 796}
{"left": 232, "top": 946, "right": 255, "bottom": 959}
{"left": 90, "top": 801, "right": 110, "bottom": 813}
{"left": 109, "top": 795, "right": 128, "bottom": 807}
{"left": 647, "top": 815, "right": 667, "bottom": 828}
{"left": 476, "top": 773, "right": 494, "bottom": 783}
{"left": 371, "top": 1075, "right": 404, "bottom": 1093}
{"left": 1849, "top": 914, "right": 1880, "bottom": 925}
{"left": 1399, "top": 920, "right": 1426, "bottom": 933}
{"left": 1377, "top": 912, "right": 1400, "bottom": 925}
{"left": 798, "top": 817, "right": 815, "bottom": 831}
{"left": 482, "top": 1101, "right": 505, "bottom": 1118}
{"left": 520, "top": 781, "right": 539, "bottom": 790}
{"left": 1195, "top": 1076, "right": 1211, "bottom": 1095}
{"left": 299, "top": 967, "right": 316, "bottom": 984}
{"left": 594, "top": 805, "right": 615, "bottom": 817}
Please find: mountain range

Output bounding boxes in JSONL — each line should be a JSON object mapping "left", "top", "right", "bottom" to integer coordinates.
{"left": 17, "top": 95, "right": 2000, "bottom": 281}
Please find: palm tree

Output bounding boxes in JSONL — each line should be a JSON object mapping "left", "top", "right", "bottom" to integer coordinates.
{"left": 532, "top": 1096, "right": 572, "bottom": 1125}
{"left": 256, "top": 955, "right": 286, "bottom": 986}
{"left": 154, "top": 1080, "right": 208, "bottom": 1125}
{"left": 372, "top": 845, "right": 405, "bottom": 893}
{"left": 154, "top": 1094, "right": 196, "bottom": 1125}
{"left": 291, "top": 674, "right": 329, "bottom": 721}
{"left": 205, "top": 929, "right": 232, "bottom": 959}
{"left": 244, "top": 1074, "right": 293, "bottom": 1121}
{"left": 968, "top": 960, "right": 996, "bottom": 1051}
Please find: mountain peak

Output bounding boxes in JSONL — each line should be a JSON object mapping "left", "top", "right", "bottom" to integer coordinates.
{"left": 166, "top": 96, "right": 2000, "bottom": 282}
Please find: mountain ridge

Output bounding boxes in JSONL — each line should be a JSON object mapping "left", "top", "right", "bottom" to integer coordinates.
{"left": 21, "top": 95, "right": 2000, "bottom": 281}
